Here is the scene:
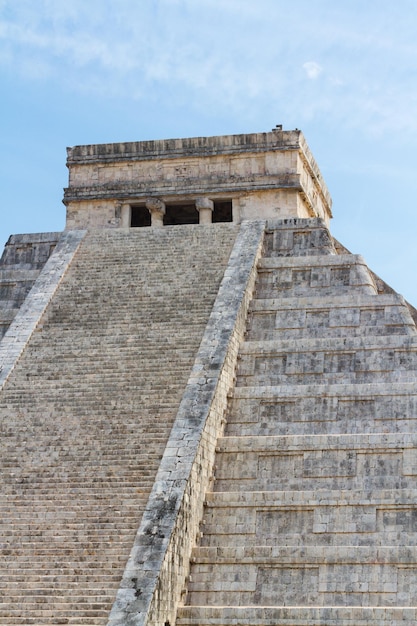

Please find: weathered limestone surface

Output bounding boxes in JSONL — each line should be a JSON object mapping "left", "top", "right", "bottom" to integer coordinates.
{"left": 178, "top": 218, "right": 417, "bottom": 626}
{"left": 1, "top": 216, "right": 416, "bottom": 626}
{"left": 2, "top": 127, "right": 416, "bottom": 626}
{"left": 64, "top": 130, "right": 332, "bottom": 229}
{"left": 107, "top": 220, "right": 265, "bottom": 626}
{"left": 0, "top": 224, "right": 238, "bottom": 625}
{"left": 0, "top": 233, "right": 60, "bottom": 339}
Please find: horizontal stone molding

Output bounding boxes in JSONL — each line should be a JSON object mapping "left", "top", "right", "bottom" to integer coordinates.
{"left": 2, "top": 232, "right": 61, "bottom": 246}
{"left": 67, "top": 131, "right": 302, "bottom": 164}
{"left": 205, "top": 487, "right": 417, "bottom": 507}
{"left": 216, "top": 431, "right": 417, "bottom": 453}
{"left": 192, "top": 544, "right": 417, "bottom": 564}
{"left": 63, "top": 173, "right": 302, "bottom": 204}
{"left": 232, "top": 381, "right": 417, "bottom": 399}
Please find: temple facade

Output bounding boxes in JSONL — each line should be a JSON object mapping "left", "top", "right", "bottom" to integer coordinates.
{"left": 63, "top": 129, "right": 331, "bottom": 229}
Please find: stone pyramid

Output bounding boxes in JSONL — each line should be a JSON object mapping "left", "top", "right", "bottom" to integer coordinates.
{"left": 1, "top": 131, "right": 416, "bottom": 626}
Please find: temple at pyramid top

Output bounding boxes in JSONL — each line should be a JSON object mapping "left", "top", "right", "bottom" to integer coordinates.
{"left": 63, "top": 128, "right": 332, "bottom": 229}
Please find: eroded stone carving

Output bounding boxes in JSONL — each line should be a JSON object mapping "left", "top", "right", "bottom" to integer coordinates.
{"left": 195, "top": 197, "right": 214, "bottom": 224}
{"left": 145, "top": 197, "right": 166, "bottom": 228}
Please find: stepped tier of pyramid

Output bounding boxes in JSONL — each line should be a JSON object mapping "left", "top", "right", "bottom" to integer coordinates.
{"left": 179, "top": 219, "right": 417, "bottom": 626}
{"left": 1, "top": 130, "right": 416, "bottom": 625}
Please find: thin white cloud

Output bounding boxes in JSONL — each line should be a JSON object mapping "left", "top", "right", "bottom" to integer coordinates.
{"left": 303, "top": 61, "right": 323, "bottom": 80}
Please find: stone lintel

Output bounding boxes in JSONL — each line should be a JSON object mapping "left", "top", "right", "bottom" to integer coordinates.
{"left": 63, "top": 173, "right": 303, "bottom": 204}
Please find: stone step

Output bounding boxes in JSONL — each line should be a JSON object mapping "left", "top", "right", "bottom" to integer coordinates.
{"left": 0, "top": 582, "right": 117, "bottom": 591}
{"left": 0, "top": 611, "right": 109, "bottom": 621}
{"left": 263, "top": 219, "right": 336, "bottom": 257}
{"left": 186, "top": 551, "right": 417, "bottom": 607}
{"left": 204, "top": 487, "right": 417, "bottom": 507}
{"left": 0, "top": 620, "right": 105, "bottom": 626}
{"left": 0, "top": 611, "right": 110, "bottom": 620}
{"left": 216, "top": 432, "right": 417, "bottom": 452}
{"left": 239, "top": 333, "right": 417, "bottom": 354}
{"left": 0, "top": 619, "right": 107, "bottom": 626}
{"left": 237, "top": 335, "right": 417, "bottom": 386}
{"left": 0, "top": 607, "right": 111, "bottom": 626}
{"left": 176, "top": 606, "right": 417, "bottom": 626}
{"left": 216, "top": 431, "right": 416, "bottom": 458}
{"left": 214, "top": 432, "right": 417, "bottom": 492}
{"left": 0, "top": 536, "right": 127, "bottom": 546}
{"left": 0, "top": 615, "right": 108, "bottom": 621}
{"left": 255, "top": 254, "right": 377, "bottom": 297}
{"left": 0, "top": 551, "right": 133, "bottom": 561}
{"left": 0, "top": 576, "right": 121, "bottom": 586}
{"left": 227, "top": 382, "right": 417, "bottom": 435}
{"left": 200, "top": 488, "right": 417, "bottom": 547}
{"left": 190, "top": 544, "right": 417, "bottom": 563}
{"left": 250, "top": 293, "right": 409, "bottom": 309}
{"left": 247, "top": 293, "right": 416, "bottom": 340}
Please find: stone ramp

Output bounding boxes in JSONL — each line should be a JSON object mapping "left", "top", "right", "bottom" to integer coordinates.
{"left": 0, "top": 224, "right": 238, "bottom": 625}
{"left": 178, "top": 219, "right": 417, "bottom": 626}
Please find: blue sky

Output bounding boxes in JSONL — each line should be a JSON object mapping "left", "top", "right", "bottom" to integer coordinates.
{"left": 1, "top": 0, "right": 417, "bottom": 304}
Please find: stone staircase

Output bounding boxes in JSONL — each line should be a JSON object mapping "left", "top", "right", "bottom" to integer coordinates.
{"left": 178, "top": 219, "right": 417, "bottom": 626}
{"left": 0, "top": 224, "right": 238, "bottom": 625}
{"left": 0, "top": 233, "right": 60, "bottom": 339}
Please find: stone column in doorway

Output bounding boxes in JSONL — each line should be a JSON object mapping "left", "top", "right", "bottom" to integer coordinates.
{"left": 195, "top": 197, "right": 214, "bottom": 224}
{"left": 120, "top": 203, "right": 132, "bottom": 228}
{"left": 146, "top": 198, "right": 166, "bottom": 228}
